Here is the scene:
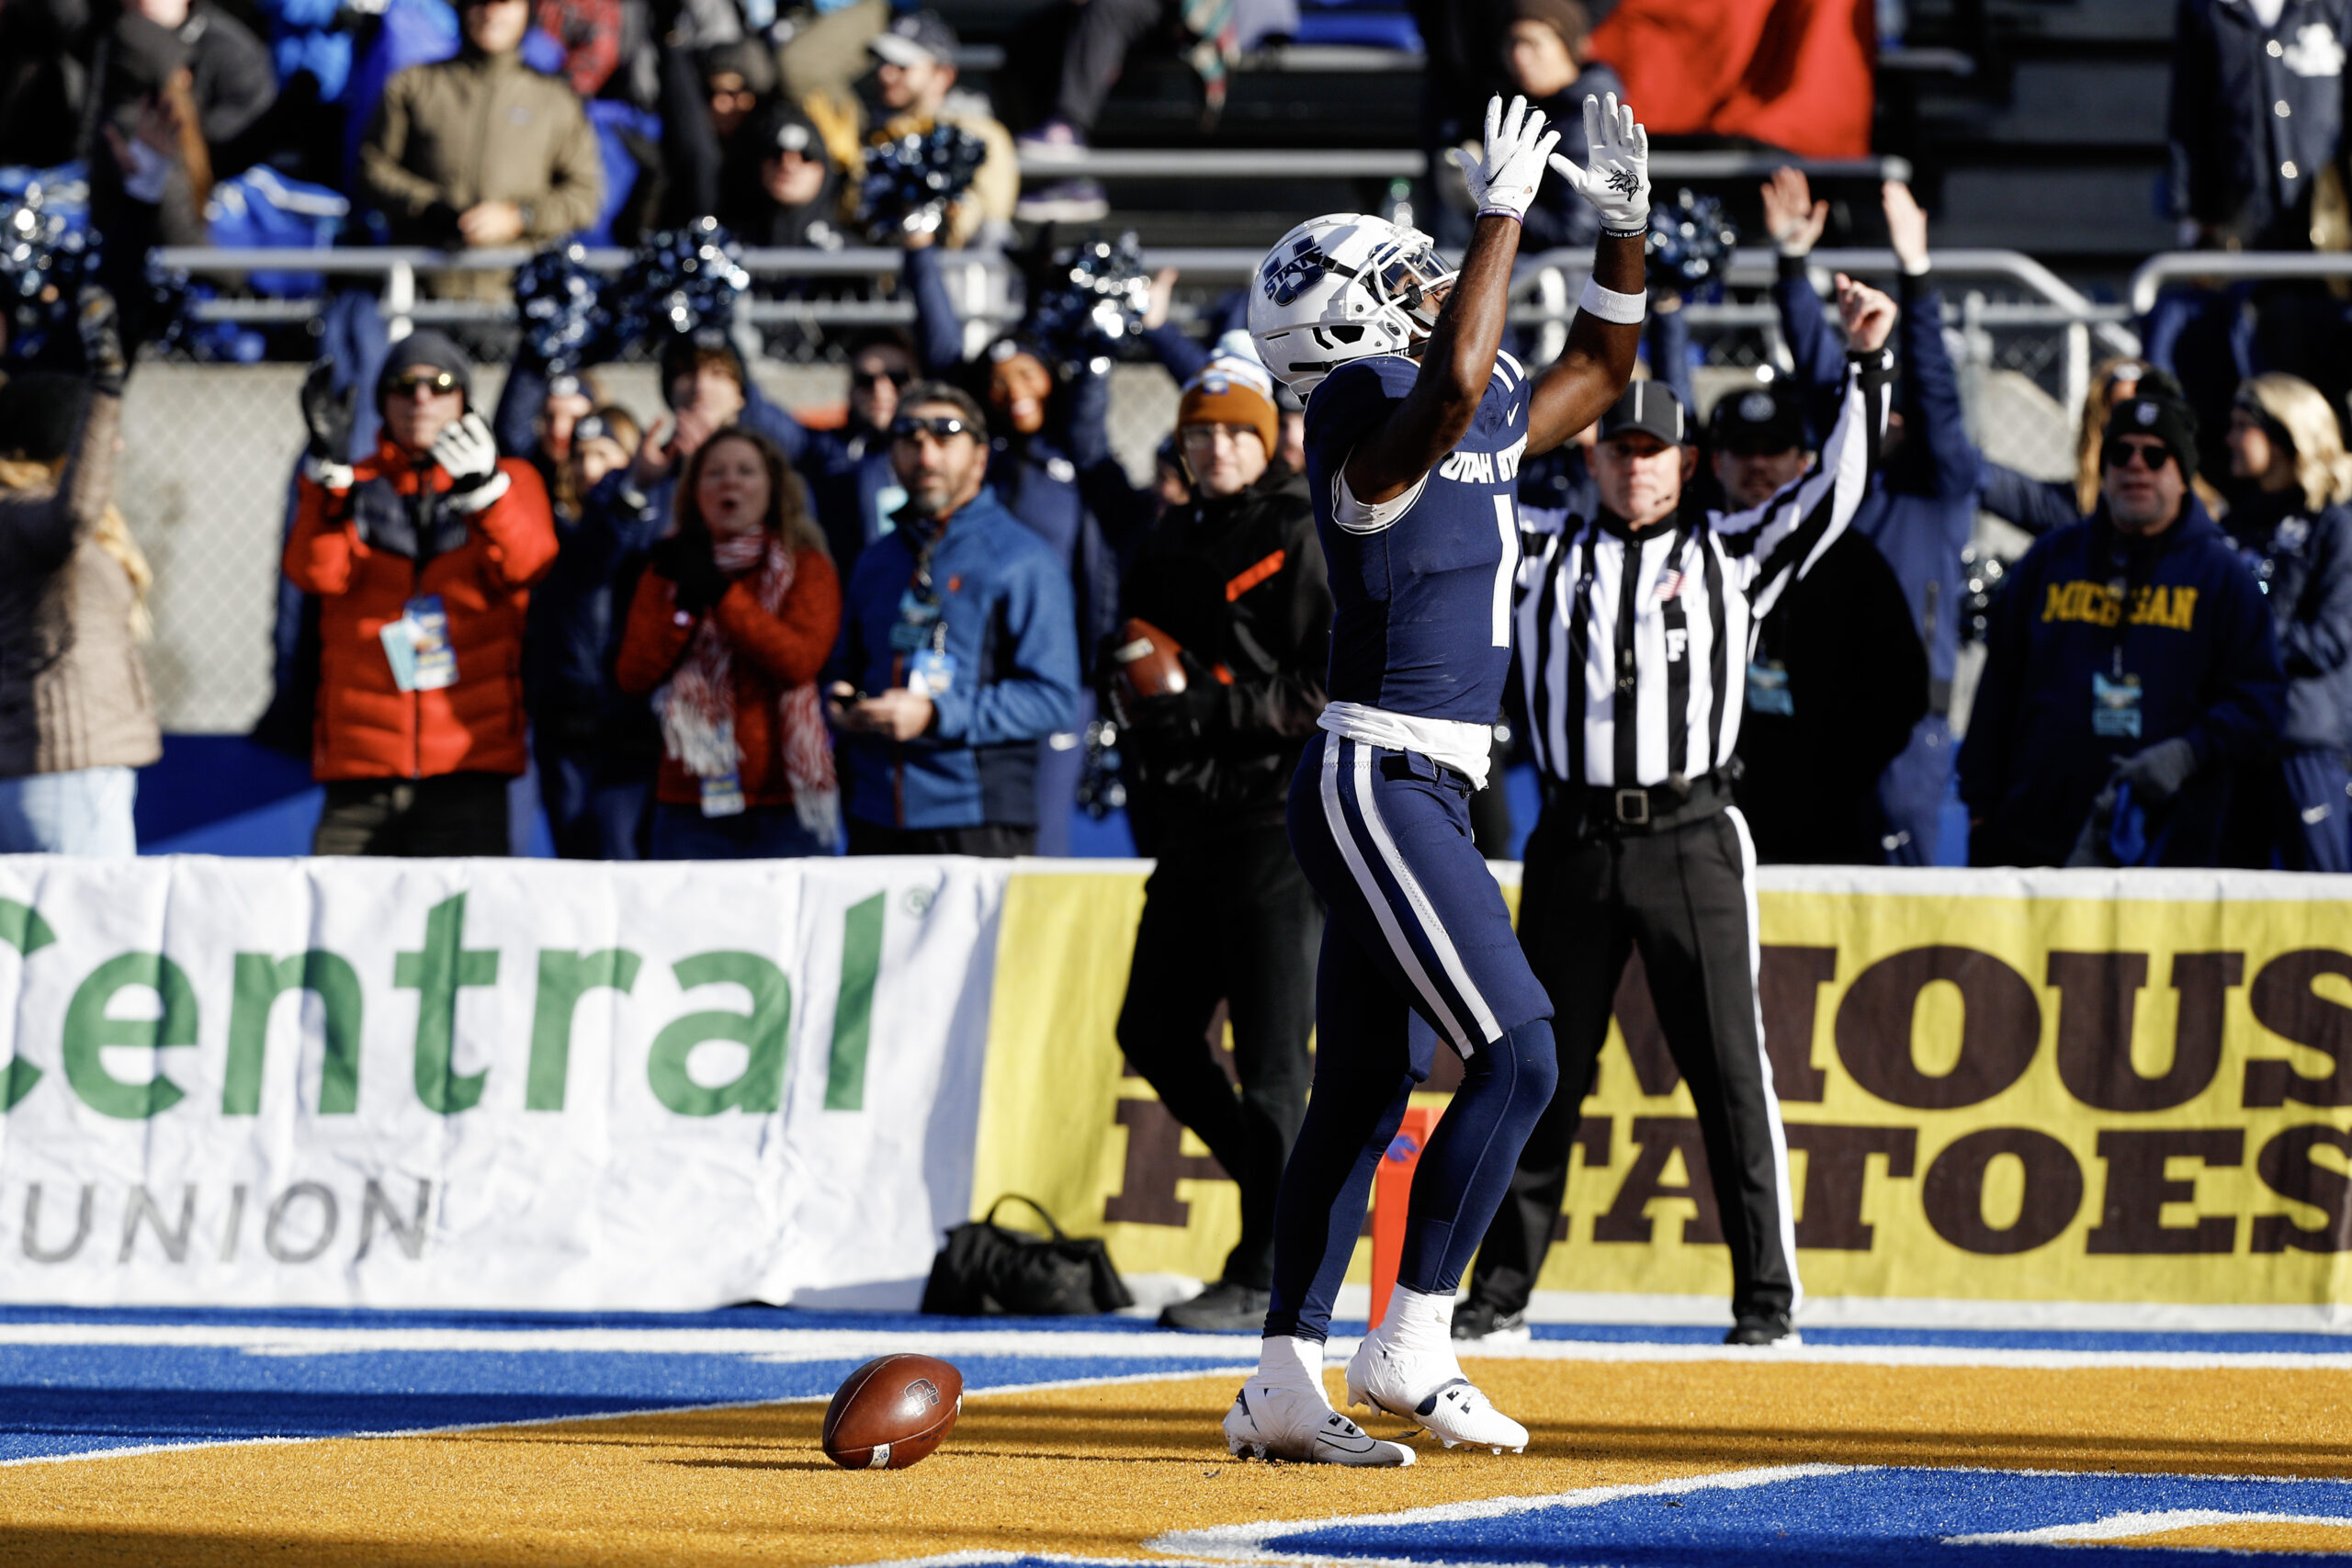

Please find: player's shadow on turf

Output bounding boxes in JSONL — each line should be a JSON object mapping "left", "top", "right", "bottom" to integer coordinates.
{"left": 1528, "top": 1418, "right": 2352, "bottom": 1476}
{"left": 663, "top": 1457, "right": 842, "bottom": 1472}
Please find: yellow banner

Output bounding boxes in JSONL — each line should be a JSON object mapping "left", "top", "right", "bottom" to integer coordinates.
{"left": 971, "top": 865, "right": 2352, "bottom": 1307}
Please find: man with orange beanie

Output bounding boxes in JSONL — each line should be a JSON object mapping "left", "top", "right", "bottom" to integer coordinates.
{"left": 1110, "top": 339, "right": 1334, "bottom": 1331}
{"left": 284, "top": 330, "right": 560, "bottom": 854}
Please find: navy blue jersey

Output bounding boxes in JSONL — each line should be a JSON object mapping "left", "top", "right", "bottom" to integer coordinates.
{"left": 1305, "top": 352, "right": 1531, "bottom": 725}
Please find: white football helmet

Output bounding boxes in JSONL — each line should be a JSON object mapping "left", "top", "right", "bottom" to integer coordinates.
{"left": 1248, "top": 214, "right": 1457, "bottom": 398}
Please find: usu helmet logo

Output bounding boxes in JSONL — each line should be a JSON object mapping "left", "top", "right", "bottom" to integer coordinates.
{"left": 1262, "top": 238, "right": 1332, "bottom": 306}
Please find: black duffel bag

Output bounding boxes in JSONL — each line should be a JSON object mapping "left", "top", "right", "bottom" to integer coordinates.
{"left": 921, "top": 1194, "right": 1134, "bottom": 1315}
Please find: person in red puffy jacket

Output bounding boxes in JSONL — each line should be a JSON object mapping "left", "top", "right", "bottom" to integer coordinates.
{"left": 282, "top": 331, "right": 559, "bottom": 855}
{"left": 616, "top": 426, "right": 843, "bottom": 858}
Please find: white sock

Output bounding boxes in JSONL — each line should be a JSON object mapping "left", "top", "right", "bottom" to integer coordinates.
{"left": 1256, "top": 1334, "right": 1329, "bottom": 1403}
{"left": 1373, "top": 1285, "right": 1458, "bottom": 1359}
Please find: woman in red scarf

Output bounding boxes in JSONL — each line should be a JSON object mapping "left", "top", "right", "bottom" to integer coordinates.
{"left": 617, "top": 428, "right": 844, "bottom": 857}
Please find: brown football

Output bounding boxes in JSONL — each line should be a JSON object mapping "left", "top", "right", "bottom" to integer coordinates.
{"left": 1110, "top": 616, "right": 1187, "bottom": 723}
{"left": 821, "top": 1354, "right": 963, "bottom": 1471}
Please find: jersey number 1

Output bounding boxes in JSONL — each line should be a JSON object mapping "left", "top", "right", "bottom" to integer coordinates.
{"left": 1491, "top": 497, "right": 1518, "bottom": 649}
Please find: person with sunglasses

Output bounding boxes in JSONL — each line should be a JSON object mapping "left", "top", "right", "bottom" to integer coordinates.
{"left": 826, "top": 384, "right": 1080, "bottom": 856}
{"left": 283, "top": 331, "right": 560, "bottom": 856}
{"left": 1959, "top": 394, "right": 2286, "bottom": 868}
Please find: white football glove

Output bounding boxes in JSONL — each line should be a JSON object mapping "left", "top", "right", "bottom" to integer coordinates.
{"left": 1450, "top": 95, "right": 1560, "bottom": 223}
{"left": 430, "top": 411, "right": 511, "bottom": 513}
{"left": 1550, "top": 92, "right": 1651, "bottom": 237}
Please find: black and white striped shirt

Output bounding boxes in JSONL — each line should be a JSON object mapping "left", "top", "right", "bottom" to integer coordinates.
{"left": 1512, "top": 350, "right": 1894, "bottom": 789}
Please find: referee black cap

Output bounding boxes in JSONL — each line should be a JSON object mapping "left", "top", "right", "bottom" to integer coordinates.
{"left": 1707, "top": 380, "right": 1807, "bottom": 453}
{"left": 1599, "top": 379, "right": 1689, "bottom": 446}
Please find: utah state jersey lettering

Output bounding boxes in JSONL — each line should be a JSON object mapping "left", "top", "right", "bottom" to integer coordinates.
{"left": 1305, "top": 351, "right": 1529, "bottom": 726}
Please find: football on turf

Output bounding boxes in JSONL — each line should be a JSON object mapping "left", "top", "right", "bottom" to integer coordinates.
{"left": 821, "top": 1354, "right": 963, "bottom": 1470}
{"left": 1110, "top": 617, "right": 1186, "bottom": 723}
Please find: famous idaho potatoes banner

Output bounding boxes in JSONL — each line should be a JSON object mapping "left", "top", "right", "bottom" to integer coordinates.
{"left": 0, "top": 856, "right": 1005, "bottom": 1309}
{"left": 972, "top": 863, "right": 2352, "bottom": 1315}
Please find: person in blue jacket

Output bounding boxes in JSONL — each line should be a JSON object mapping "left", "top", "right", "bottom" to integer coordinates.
{"left": 1764, "top": 171, "right": 1984, "bottom": 863}
{"left": 759, "top": 238, "right": 966, "bottom": 574}
{"left": 828, "top": 381, "right": 1080, "bottom": 856}
{"left": 1959, "top": 392, "right": 2287, "bottom": 868}
{"left": 910, "top": 247, "right": 1148, "bottom": 855}
{"left": 2219, "top": 373, "right": 2352, "bottom": 870}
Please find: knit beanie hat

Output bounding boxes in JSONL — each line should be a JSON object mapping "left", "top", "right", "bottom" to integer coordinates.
{"left": 375, "top": 330, "right": 475, "bottom": 411}
{"left": 2103, "top": 393, "right": 2199, "bottom": 484}
{"left": 1178, "top": 333, "right": 1280, "bottom": 460}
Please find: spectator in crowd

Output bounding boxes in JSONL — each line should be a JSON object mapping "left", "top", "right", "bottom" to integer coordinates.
{"left": 618, "top": 430, "right": 844, "bottom": 858}
{"left": 663, "top": 38, "right": 777, "bottom": 223}
{"left": 2168, "top": 0, "right": 2348, "bottom": 253}
{"left": 358, "top": 0, "right": 604, "bottom": 280}
{"left": 535, "top": 0, "right": 622, "bottom": 98}
{"left": 1765, "top": 171, "right": 1990, "bottom": 863}
{"left": 1979, "top": 357, "right": 2193, "bottom": 538}
{"left": 0, "top": 0, "right": 91, "bottom": 165}
{"left": 1718, "top": 382, "right": 1929, "bottom": 863}
{"left": 526, "top": 404, "right": 667, "bottom": 860}
{"left": 1012, "top": 0, "right": 1297, "bottom": 223}
{"left": 1959, "top": 393, "right": 2285, "bottom": 868}
{"left": 828, "top": 382, "right": 1080, "bottom": 856}
{"left": 0, "top": 292, "right": 158, "bottom": 857}
{"left": 283, "top": 331, "right": 560, "bottom": 855}
{"left": 1111, "top": 345, "right": 1329, "bottom": 1330}
{"left": 865, "top": 11, "right": 1018, "bottom": 246}
{"left": 122, "top": 0, "right": 278, "bottom": 171}
{"left": 97, "top": 27, "right": 220, "bottom": 247}
{"left": 2218, "top": 374, "right": 2352, "bottom": 870}
{"left": 1496, "top": 0, "right": 1623, "bottom": 254}
{"left": 493, "top": 363, "right": 611, "bottom": 504}
{"left": 718, "top": 97, "right": 848, "bottom": 249}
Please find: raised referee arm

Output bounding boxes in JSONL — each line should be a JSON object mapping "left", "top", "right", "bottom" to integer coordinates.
{"left": 1527, "top": 94, "right": 1653, "bottom": 457}
{"left": 1716, "top": 276, "right": 1898, "bottom": 618}
{"left": 1342, "top": 96, "right": 1555, "bottom": 506}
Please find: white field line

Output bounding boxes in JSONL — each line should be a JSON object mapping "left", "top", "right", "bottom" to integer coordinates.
{"left": 1948, "top": 1508, "right": 2352, "bottom": 1546}
{"left": 1148, "top": 1463, "right": 1855, "bottom": 1564}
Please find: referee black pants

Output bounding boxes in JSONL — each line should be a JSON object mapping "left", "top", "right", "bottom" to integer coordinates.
{"left": 1466, "top": 804, "right": 1800, "bottom": 1320}
{"left": 1116, "top": 824, "right": 1322, "bottom": 1291}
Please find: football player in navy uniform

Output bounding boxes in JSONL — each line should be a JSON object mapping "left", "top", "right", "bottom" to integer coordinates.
{"left": 1219, "top": 93, "right": 1652, "bottom": 1466}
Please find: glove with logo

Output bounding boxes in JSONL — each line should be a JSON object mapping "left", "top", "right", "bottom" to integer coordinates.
{"left": 1450, "top": 95, "right": 1560, "bottom": 223}
{"left": 430, "top": 412, "right": 512, "bottom": 513}
{"left": 2112, "top": 735, "right": 2198, "bottom": 804}
{"left": 1550, "top": 91, "right": 1652, "bottom": 237}
{"left": 298, "top": 358, "right": 356, "bottom": 489}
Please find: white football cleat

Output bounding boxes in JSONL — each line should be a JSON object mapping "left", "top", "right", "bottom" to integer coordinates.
{"left": 1346, "top": 1334, "right": 1529, "bottom": 1453}
{"left": 1223, "top": 1380, "right": 1416, "bottom": 1466}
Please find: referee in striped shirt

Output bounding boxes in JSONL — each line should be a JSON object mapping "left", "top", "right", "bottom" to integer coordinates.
{"left": 1454, "top": 276, "right": 1896, "bottom": 1348}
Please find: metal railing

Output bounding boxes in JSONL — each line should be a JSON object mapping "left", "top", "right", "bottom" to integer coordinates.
{"left": 2129, "top": 250, "right": 2352, "bottom": 315}
{"left": 1009, "top": 149, "right": 1913, "bottom": 183}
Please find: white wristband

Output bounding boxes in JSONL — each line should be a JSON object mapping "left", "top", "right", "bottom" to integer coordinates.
{"left": 1578, "top": 276, "right": 1647, "bottom": 325}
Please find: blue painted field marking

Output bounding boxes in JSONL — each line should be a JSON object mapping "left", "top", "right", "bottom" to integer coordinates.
{"left": 1152, "top": 1465, "right": 2352, "bottom": 1568}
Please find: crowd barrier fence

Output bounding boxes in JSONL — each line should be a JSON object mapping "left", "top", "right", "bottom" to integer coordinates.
{"left": 1, "top": 856, "right": 2347, "bottom": 1327}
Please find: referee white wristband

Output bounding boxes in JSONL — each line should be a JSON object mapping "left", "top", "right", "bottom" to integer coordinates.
{"left": 1579, "top": 276, "right": 1648, "bottom": 325}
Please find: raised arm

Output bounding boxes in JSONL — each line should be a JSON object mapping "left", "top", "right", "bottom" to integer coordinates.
{"left": 1526, "top": 94, "right": 1652, "bottom": 455}
{"left": 1720, "top": 277, "right": 1898, "bottom": 621}
{"left": 1884, "top": 180, "right": 1982, "bottom": 502}
{"left": 1341, "top": 96, "right": 1557, "bottom": 505}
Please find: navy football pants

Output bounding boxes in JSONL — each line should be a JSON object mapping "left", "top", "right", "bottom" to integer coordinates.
{"left": 1265, "top": 733, "right": 1557, "bottom": 1342}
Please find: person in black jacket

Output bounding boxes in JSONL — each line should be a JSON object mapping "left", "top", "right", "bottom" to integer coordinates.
{"left": 1716, "top": 384, "right": 1929, "bottom": 863}
{"left": 1112, "top": 349, "right": 1331, "bottom": 1332}
{"left": 1959, "top": 394, "right": 2286, "bottom": 868}
{"left": 2219, "top": 374, "right": 2352, "bottom": 870}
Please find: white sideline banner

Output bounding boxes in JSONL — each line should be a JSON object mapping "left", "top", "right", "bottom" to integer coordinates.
{"left": 0, "top": 855, "right": 1007, "bottom": 1310}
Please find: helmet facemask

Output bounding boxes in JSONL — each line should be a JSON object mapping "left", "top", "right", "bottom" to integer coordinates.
{"left": 1363, "top": 231, "right": 1457, "bottom": 343}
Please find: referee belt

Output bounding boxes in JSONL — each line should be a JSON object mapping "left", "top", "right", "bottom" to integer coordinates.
{"left": 1539, "top": 766, "right": 1737, "bottom": 836}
